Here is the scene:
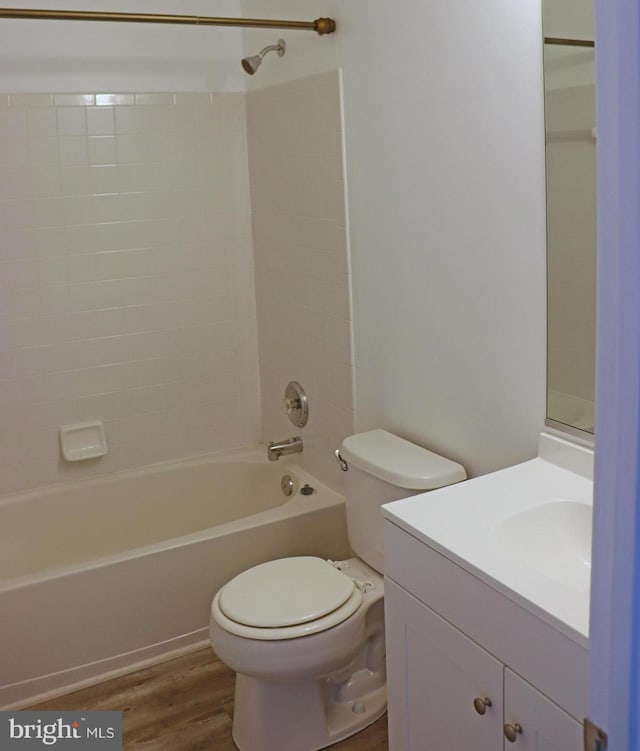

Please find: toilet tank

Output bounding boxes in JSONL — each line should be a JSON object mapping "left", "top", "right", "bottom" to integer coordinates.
{"left": 339, "top": 430, "right": 466, "bottom": 573}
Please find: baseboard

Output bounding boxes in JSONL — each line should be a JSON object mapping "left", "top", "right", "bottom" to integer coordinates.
{"left": 1, "top": 629, "right": 210, "bottom": 710}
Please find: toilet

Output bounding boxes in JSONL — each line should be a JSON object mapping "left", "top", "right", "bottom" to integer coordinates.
{"left": 209, "top": 429, "right": 466, "bottom": 751}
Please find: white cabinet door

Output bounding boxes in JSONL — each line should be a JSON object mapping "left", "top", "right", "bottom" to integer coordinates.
{"left": 386, "top": 578, "right": 503, "bottom": 751}
{"left": 504, "top": 669, "right": 583, "bottom": 751}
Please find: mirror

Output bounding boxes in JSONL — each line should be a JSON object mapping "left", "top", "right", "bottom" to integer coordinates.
{"left": 542, "top": 0, "right": 596, "bottom": 434}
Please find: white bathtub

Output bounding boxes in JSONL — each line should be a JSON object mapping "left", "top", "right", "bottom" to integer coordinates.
{"left": 0, "top": 448, "right": 349, "bottom": 708}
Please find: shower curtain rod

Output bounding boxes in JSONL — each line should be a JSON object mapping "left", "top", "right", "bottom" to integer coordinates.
{"left": 0, "top": 7, "right": 336, "bottom": 35}
{"left": 544, "top": 36, "right": 594, "bottom": 48}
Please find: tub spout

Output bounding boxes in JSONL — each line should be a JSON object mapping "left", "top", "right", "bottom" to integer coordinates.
{"left": 267, "top": 436, "right": 303, "bottom": 461}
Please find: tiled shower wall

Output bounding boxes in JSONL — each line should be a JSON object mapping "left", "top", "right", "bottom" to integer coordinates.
{"left": 0, "top": 92, "right": 260, "bottom": 494}
{"left": 247, "top": 72, "right": 354, "bottom": 487}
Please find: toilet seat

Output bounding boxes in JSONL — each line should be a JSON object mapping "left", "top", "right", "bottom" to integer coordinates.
{"left": 213, "top": 556, "right": 364, "bottom": 640}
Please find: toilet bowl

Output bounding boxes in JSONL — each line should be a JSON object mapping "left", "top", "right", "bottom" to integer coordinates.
{"left": 209, "top": 430, "right": 466, "bottom": 751}
{"left": 210, "top": 556, "right": 385, "bottom": 751}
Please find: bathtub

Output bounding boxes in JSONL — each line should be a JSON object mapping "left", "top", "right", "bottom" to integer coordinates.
{"left": 0, "top": 448, "right": 349, "bottom": 708}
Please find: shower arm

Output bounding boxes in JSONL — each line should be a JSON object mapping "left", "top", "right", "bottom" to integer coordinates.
{"left": 0, "top": 7, "right": 336, "bottom": 35}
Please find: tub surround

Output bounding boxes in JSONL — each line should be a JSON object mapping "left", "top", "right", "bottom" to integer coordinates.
{"left": 0, "top": 449, "right": 348, "bottom": 709}
{"left": 0, "top": 90, "right": 259, "bottom": 495}
{"left": 247, "top": 71, "right": 354, "bottom": 491}
{"left": 0, "top": 72, "right": 352, "bottom": 501}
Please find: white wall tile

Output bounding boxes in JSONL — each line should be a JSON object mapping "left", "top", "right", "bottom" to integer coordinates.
{"left": 0, "top": 136, "right": 29, "bottom": 167}
{"left": 40, "top": 285, "right": 71, "bottom": 315}
{"left": 1, "top": 75, "right": 352, "bottom": 495}
{"left": 29, "top": 137, "right": 59, "bottom": 167}
{"left": 38, "top": 256, "right": 67, "bottom": 286}
{"left": 54, "top": 95, "right": 94, "bottom": 107}
{"left": 58, "top": 137, "right": 88, "bottom": 167}
{"left": 248, "top": 72, "right": 353, "bottom": 490}
{"left": 30, "top": 168, "right": 61, "bottom": 198}
{"left": 89, "top": 165, "right": 118, "bottom": 195}
{"left": 10, "top": 94, "right": 54, "bottom": 108}
{"left": 96, "top": 95, "right": 134, "bottom": 107}
{"left": 114, "top": 134, "right": 143, "bottom": 164}
{"left": 6, "top": 258, "right": 39, "bottom": 288}
{"left": 35, "top": 227, "right": 66, "bottom": 257}
{"left": 114, "top": 106, "right": 141, "bottom": 135}
{"left": 0, "top": 108, "right": 26, "bottom": 136}
{"left": 15, "top": 347, "right": 43, "bottom": 377}
{"left": 87, "top": 106, "right": 114, "bottom": 136}
{"left": 0, "top": 169, "right": 29, "bottom": 200}
{"left": 0, "top": 89, "right": 260, "bottom": 496}
{"left": 0, "top": 348, "right": 15, "bottom": 379}
{"left": 88, "top": 136, "right": 117, "bottom": 165}
{"left": 60, "top": 166, "right": 90, "bottom": 196}
{"left": 65, "top": 224, "right": 95, "bottom": 255}
{"left": 27, "top": 108, "right": 57, "bottom": 137}
{"left": 56, "top": 107, "right": 87, "bottom": 136}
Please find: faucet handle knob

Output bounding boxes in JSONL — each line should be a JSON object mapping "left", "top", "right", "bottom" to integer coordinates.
{"left": 283, "top": 381, "right": 308, "bottom": 428}
{"left": 282, "top": 396, "right": 300, "bottom": 414}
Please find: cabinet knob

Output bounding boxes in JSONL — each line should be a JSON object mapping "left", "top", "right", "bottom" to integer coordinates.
{"left": 504, "top": 723, "right": 523, "bottom": 742}
{"left": 473, "top": 697, "right": 492, "bottom": 715}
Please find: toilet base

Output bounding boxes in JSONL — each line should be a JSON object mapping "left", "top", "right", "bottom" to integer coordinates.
{"left": 232, "top": 671, "right": 386, "bottom": 751}
{"left": 210, "top": 559, "right": 387, "bottom": 751}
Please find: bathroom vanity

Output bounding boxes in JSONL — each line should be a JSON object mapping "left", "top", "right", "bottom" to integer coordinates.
{"left": 382, "top": 432, "right": 592, "bottom": 750}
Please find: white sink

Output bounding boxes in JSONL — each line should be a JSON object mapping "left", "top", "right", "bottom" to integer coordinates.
{"left": 382, "top": 432, "right": 594, "bottom": 643}
{"left": 495, "top": 499, "right": 592, "bottom": 593}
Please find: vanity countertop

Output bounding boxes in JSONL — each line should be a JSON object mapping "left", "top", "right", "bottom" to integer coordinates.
{"left": 382, "top": 432, "right": 593, "bottom": 646}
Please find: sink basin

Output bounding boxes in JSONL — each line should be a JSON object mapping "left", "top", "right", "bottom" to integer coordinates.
{"left": 382, "top": 432, "right": 594, "bottom": 640}
{"left": 495, "top": 499, "right": 592, "bottom": 593}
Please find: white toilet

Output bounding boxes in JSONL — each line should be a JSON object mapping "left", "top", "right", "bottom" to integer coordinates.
{"left": 209, "top": 429, "right": 466, "bottom": 751}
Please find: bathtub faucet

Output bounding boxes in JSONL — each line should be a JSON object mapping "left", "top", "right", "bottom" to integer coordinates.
{"left": 267, "top": 436, "right": 303, "bottom": 461}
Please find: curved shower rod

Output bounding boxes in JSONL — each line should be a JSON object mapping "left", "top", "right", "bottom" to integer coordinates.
{"left": 0, "top": 7, "right": 336, "bottom": 35}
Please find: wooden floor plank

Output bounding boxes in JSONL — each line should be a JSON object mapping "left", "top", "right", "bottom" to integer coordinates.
{"left": 28, "top": 647, "right": 388, "bottom": 750}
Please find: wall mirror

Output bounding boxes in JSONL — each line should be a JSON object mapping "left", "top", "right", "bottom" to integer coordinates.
{"left": 542, "top": 0, "right": 596, "bottom": 435}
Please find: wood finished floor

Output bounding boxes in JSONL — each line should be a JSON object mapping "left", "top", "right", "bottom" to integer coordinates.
{"left": 29, "top": 647, "right": 388, "bottom": 751}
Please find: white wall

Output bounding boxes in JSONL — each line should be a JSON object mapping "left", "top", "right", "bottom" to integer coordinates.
{"left": 241, "top": 1, "right": 547, "bottom": 477}
{"left": 0, "top": 0, "right": 246, "bottom": 92}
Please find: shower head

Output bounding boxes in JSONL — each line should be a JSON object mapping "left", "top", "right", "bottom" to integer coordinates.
{"left": 241, "top": 38, "right": 286, "bottom": 75}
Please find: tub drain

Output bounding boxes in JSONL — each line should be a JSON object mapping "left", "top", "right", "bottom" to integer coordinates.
{"left": 281, "top": 475, "right": 295, "bottom": 497}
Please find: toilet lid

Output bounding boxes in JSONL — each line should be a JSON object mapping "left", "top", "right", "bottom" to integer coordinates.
{"left": 218, "top": 556, "right": 356, "bottom": 628}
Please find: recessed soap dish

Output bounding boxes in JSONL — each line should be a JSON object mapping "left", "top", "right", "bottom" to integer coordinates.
{"left": 60, "top": 421, "right": 108, "bottom": 462}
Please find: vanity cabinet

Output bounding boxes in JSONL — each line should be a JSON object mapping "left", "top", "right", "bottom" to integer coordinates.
{"left": 504, "top": 670, "right": 582, "bottom": 751}
{"left": 386, "top": 579, "right": 582, "bottom": 751}
{"left": 384, "top": 520, "right": 587, "bottom": 751}
{"left": 386, "top": 578, "right": 503, "bottom": 750}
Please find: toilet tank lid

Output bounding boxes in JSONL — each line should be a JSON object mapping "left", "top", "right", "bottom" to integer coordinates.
{"left": 341, "top": 429, "right": 466, "bottom": 490}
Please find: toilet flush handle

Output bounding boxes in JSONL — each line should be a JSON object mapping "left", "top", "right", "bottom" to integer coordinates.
{"left": 334, "top": 449, "right": 348, "bottom": 471}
